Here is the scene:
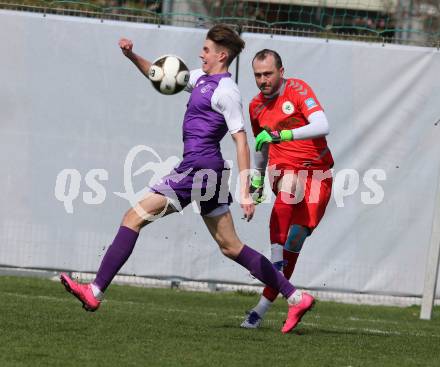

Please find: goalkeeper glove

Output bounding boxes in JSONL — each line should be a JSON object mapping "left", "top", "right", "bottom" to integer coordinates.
{"left": 249, "top": 175, "right": 265, "bottom": 204}
{"left": 255, "top": 129, "right": 293, "bottom": 151}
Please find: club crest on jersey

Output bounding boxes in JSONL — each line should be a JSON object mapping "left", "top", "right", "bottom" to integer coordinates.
{"left": 200, "top": 84, "right": 213, "bottom": 94}
{"left": 282, "top": 101, "right": 295, "bottom": 115}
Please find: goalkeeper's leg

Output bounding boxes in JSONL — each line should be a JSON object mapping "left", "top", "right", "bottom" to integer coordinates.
{"left": 241, "top": 197, "right": 309, "bottom": 328}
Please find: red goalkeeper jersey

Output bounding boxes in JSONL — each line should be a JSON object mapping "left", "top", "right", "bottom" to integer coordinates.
{"left": 249, "top": 78, "right": 334, "bottom": 169}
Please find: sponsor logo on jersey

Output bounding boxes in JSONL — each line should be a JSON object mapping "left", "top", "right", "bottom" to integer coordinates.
{"left": 282, "top": 101, "right": 295, "bottom": 115}
{"left": 305, "top": 98, "right": 317, "bottom": 110}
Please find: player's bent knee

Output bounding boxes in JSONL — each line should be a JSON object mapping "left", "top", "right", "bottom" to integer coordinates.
{"left": 285, "top": 224, "right": 310, "bottom": 253}
{"left": 121, "top": 207, "right": 155, "bottom": 230}
{"left": 218, "top": 240, "right": 242, "bottom": 259}
{"left": 221, "top": 247, "right": 241, "bottom": 259}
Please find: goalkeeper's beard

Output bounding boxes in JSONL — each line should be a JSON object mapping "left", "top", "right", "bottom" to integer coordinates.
{"left": 259, "top": 79, "right": 283, "bottom": 96}
{"left": 259, "top": 83, "right": 273, "bottom": 95}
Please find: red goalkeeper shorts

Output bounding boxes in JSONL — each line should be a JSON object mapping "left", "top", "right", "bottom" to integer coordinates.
{"left": 268, "top": 164, "right": 332, "bottom": 232}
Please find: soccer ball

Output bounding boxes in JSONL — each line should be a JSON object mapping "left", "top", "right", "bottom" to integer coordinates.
{"left": 148, "top": 55, "right": 190, "bottom": 95}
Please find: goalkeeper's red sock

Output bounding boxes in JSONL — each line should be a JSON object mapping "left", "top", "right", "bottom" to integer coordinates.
{"left": 282, "top": 248, "right": 300, "bottom": 279}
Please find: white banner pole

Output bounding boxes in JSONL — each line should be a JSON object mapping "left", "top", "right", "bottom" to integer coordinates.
{"left": 420, "top": 166, "right": 440, "bottom": 320}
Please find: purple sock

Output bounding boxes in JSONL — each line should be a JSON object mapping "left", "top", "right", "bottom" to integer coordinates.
{"left": 235, "top": 245, "right": 296, "bottom": 298}
{"left": 94, "top": 226, "right": 139, "bottom": 292}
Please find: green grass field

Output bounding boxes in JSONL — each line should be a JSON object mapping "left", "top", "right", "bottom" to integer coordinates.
{"left": 0, "top": 276, "right": 439, "bottom": 367}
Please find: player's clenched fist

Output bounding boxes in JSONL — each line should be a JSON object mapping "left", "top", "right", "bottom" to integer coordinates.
{"left": 119, "top": 38, "right": 133, "bottom": 56}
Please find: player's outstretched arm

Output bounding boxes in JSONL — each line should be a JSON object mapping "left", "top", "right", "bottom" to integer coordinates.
{"left": 232, "top": 131, "right": 255, "bottom": 222}
{"left": 118, "top": 38, "right": 152, "bottom": 78}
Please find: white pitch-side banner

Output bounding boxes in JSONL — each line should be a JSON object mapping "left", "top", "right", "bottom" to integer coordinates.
{"left": 0, "top": 10, "right": 439, "bottom": 297}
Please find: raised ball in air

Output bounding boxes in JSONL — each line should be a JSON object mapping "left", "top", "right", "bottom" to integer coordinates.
{"left": 148, "top": 55, "right": 189, "bottom": 95}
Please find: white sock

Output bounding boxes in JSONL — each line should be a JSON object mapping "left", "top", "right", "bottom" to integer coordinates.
{"left": 253, "top": 295, "right": 273, "bottom": 318}
{"left": 271, "top": 243, "right": 283, "bottom": 263}
{"left": 91, "top": 283, "right": 104, "bottom": 301}
{"left": 287, "top": 289, "right": 303, "bottom": 306}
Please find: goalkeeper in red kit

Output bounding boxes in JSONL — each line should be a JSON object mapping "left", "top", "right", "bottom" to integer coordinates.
{"left": 241, "top": 49, "right": 334, "bottom": 328}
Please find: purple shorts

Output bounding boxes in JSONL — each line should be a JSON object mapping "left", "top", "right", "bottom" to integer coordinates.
{"left": 150, "top": 158, "right": 233, "bottom": 216}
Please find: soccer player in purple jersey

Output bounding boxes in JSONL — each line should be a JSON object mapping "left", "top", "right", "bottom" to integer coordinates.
{"left": 60, "top": 25, "right": 314, "bottom": 333}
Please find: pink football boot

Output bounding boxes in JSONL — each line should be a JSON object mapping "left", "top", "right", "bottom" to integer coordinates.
{"left": 60, "top": 273, "right": 101, "bottom": 312}
{"left": 281, "top": 292, "right": 315, "bottom": 334}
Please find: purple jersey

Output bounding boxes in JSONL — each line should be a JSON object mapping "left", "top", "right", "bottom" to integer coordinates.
{"left": 182, "top": 69, "right": 244, "bottom": 164}
{"left": 151, "top": 70, "right": 245, "bottom": 215}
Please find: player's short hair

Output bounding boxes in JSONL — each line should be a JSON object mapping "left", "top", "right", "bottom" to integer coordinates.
{"left": 252, "top": 49, "right": 283, "bottom": 69}
{"left": 207, "top": 24, "right": 245, "bottom": 66}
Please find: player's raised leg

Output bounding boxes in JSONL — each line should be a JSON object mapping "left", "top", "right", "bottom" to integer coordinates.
{"left": 241, "top": 220, "right": 309, "bottom": 327}
{"left": 242, "top": 175, "right": 309, "bottom": 328}
{"left": 60, "top": 193, "right": 176, "bottom": 311}
{"left": 203, "top": 210, "right": 314, "bottom": 333}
